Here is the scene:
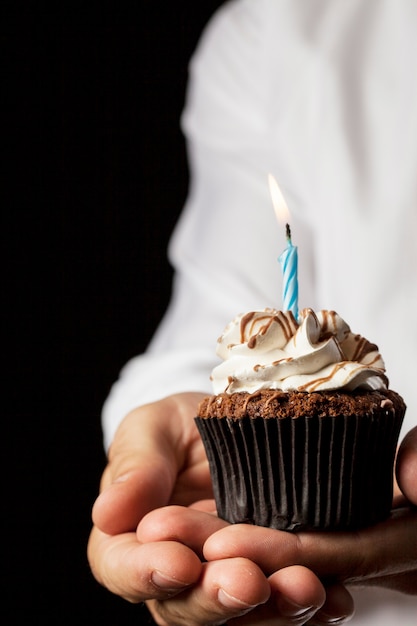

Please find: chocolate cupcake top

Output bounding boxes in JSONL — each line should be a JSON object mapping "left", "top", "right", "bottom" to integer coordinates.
{"left": 211, "top": 308, "right": 388, "bottom": 394}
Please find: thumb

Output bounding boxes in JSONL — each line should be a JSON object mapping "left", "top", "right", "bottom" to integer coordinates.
{"left": 92, "top": 401, "right": 180, "bottom": 535}
{"left": 396, "top": 425, "right": 417, "bottom": 506}
{"left": 92, "top": 455, "right": 174, "bottom": 536}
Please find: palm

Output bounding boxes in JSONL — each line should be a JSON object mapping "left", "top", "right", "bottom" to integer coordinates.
{"left": 167, "top": 397, "right": 214, "bottom": 507}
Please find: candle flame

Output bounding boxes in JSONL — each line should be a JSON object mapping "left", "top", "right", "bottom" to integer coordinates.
{"left": 268, "top": 173, "right": 290, "bottom": 225}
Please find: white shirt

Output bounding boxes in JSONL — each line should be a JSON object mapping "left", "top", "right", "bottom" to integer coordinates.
{"left": 103, "top": 1, "right": 417, "bottom": 622}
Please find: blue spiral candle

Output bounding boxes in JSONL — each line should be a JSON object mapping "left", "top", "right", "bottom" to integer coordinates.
{"left": 278, "top": 223, "right": 299, "bottom": 320}
{"left": 268, "top": 174, "right": 299, "bottom": 320}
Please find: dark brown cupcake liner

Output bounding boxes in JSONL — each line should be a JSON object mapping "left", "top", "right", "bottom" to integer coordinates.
{"left": 195, "top": 411, "right": 404, "bottom": 531}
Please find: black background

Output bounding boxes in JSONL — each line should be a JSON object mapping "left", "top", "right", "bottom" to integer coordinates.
{"left": 4, "top": 1, "right": 223, "bottom": 622}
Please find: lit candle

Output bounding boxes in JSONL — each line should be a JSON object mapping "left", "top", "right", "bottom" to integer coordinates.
{"left": 268, "top": 174, "right": 299, "bottom": 320}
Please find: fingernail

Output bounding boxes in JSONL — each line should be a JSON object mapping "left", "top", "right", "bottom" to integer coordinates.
{"left": 316, "top": 614, "right": 348, "bottom": 625}
{"left": 113, "top": 473, "right": 131, "bottom": 484}
{"left": 218, "top": 588, "right": 258, "bottom": 610}
{"left": 101, "top": 473, "right": 130, "bottom": 492}
{"left": 277, "top": 597, "right": 315, "bottom": 618}
{"left": 151, "top": 570, "right": 187, "bottom": 592}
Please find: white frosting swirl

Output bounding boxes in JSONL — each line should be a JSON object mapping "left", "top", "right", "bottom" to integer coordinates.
{"left": 211, "top": 308, "right": 388, "bottom": 394}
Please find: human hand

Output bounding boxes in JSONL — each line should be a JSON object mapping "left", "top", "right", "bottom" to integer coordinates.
{"left": 138, "top": 504, "right": 354, "bottom": 625}
{"left": 139, "top": 498, "right": 415, "bottom": 625}
{"left": 88, "top": 392, "right": 353, "bottom": 625}
{"left": 88, "top": 392, "right": 209, "bottom": 603}
{"left": 137, "top": 426, "right": 417, "bottom": 624}
{"left": 201, "top": 425, "right": 417, "bottom": 595}
{"left": 88, "top": 393, "right": 415, "bottom": 626}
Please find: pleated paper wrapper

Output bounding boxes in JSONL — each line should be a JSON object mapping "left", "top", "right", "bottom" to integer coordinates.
{"left": 195, "top": 411, "right": 403, "bottom": 531}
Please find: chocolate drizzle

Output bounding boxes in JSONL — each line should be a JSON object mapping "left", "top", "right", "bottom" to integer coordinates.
{"left": 212, "top": 308, "right": 387, "bottom": 394}
{"left": 241, "top": 310, "right": 298, "bottom": 349}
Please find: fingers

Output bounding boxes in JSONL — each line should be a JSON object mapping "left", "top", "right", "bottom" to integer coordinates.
{"left": 270, "top": 566, "right": 325, "bottom": 617}
{"left": 92, "top": 464, "right": 174, "bottom": 535}
{"left": 147, "top": 564, "right": 352, "bottom": 626}
{"left": 203, "top": 511, "right": 417, "bottom": 589}
{"left": 204, "top": 524, "right": 303, "bottom": 576}
{"left": 267, "top": 566, "right": 326, "bottom": 624}
{"left": 147, "top": 558, "right": 271, "bottom": 626}
{"left": 91, "top": 511, "right": 337, "bottom": 626}
{"left": 396, "top": 425, "right": 417, "bottom": 506}
{"left": 138, "top": 509, "right": 353, "bottom": 625}
{"left": 265, "top": 569, "right": 353, "bottom": 625}
{"left": 92, "top": 393, "right": 208, "bottom": 535}
{"left": 138, "top": 505, "right": 229, "bottom": 557}
{"left": 87, "top": 525, "right": 202, "bottom": 603}
{"left": 309, "top": 583, "right": 354, "bottom": 625}
{"left": 189, "top": 499, "right": 217, "bottom": 513}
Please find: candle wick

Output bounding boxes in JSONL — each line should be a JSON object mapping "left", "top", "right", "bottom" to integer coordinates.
{"left": 286, "top": 223, "right": 292, "bottom": 244}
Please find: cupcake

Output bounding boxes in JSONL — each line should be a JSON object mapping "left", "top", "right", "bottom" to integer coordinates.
{"left": 195, "top": 308, "right": 406, "bottom": 531}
